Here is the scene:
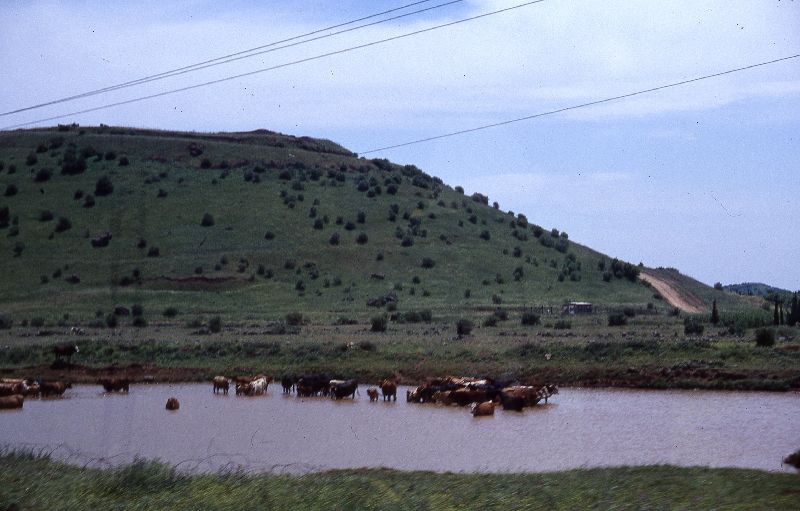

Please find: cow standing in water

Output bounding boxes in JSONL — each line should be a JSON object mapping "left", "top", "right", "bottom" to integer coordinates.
{"left": 212, "top": 376, "right": 230, "bottom": 395}
{"left": 379, "top": 379, "right": 397, "bottom": 402}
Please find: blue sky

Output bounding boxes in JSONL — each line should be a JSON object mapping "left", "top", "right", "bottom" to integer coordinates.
{"left": 2, "top": 0, "right": 798, "bottom": 289}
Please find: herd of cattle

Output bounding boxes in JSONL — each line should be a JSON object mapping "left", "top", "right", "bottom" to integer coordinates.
{"left": 1, "top": 373, "right": 558, "bottom": 417}
{"left": 212, "top": 374, "right": 557, "bottom": 417}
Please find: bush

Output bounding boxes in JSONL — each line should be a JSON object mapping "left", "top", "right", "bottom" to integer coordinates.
{"left": 356, "top": 232, "right": 368, "bottom": 244}
{"left": 131, "top": 304, "right": 144, "bottom": 317}
{"left": 421, "top": 257, "right": 435, "bottom": 269}
{"left": 38, "top": 210, "right": 54, "bottom": 222}
{"left": 105, "top": 314, "right": 118, "bottom": 328}
{"left": 147, "top": 247, "right": 160, "bottom": 257}
{"left": 456, "top": 318, "right": 473, "bottom": 336}
{"left": 163, "top": 307, "right": 178, "bottom": 318}
{"left": 683, "top": 317, "right": 705, "bottom": 335}
{"left": 95, "top": 176, "right": 114, "bottom": 196}
{"left": 264, "top": 231, "right": 275, "bottom": 240}
{"left": 4, "top": 184, "right": 18, "bottom": 197}
{"left": 54, "top": 216, "right": 72, "bottom": 232}
{"left": 370, "top": 315, "right": 388, "bottom": 332}
{"left": 0, "top": 313, "right": 12, "bottom": 329}
{"left": 34, "top": 167, "right": 52, "bottom": 182}
{"left": 118, "top": 156, "right": 129, "bottom": 166}
{"left": 201, "top": 213, "right": 215, "bottom": 227}
{"left": 286, "top": 312, "right": 304, "bottom": 326}
{"left": 26, "top": 153, "right": 37, "bottom": 166}
{"left": 132, "top": 316, "right": 147, "bottom": 327}
{"left": 83, "top": 194, "right": 95, "bottom": 208}
{"left": 608, "top": 313, "right": 628, "bottom": 326}
{"left": 554, "top": 320, "right": 572, "bottom": 329}
{"left": 521, "top": 312, "right": 540, "bottom": 326}
{"left": 483, "top": 315, "right": 498, "bottom": 327}
{"left": 30, "top": 317, "right": 45, "bottom": 328}
{"left": 755, "top": 328, "right": 775, "bottom": 347}
{"left": 208, "top": 316, "right": 222, "bottom": 333}
{"left": 329, "top": 232, "right": 340, "bottom": 245}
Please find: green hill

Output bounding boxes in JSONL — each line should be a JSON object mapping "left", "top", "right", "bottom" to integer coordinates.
{"left": 0, "top": 125, "right": 742, "bottom": 323}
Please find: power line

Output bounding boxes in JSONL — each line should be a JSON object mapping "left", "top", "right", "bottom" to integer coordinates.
{"left": 0, "top": 0, "right": 459, "bottom": 117}
{"left": 358, "top": 54, "right": 800, "bottom": 154}
{"left": 1, "top": 0, "right": 546, "bottom": 130}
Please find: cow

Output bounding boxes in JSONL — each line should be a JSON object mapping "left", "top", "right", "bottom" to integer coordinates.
{"left": 237, "top": 377, "right": 268, "bottom": 396}
{"left": 212, "top": 376, "right": 229, "bottom": 395}
{"left": 450, "top": 388, "right": 489, "bottom": 407}
{"left": 0, "top": 395, "right": 24, "bottom": 409}
{"left": 379, "top": 379, "right": 397, "bottom": 402}
{"left": 501, "top": 386, "right": 542, "bottom": 407}
{"left": 100, "top": 378, "right": 129, "bottom": 393}
{"left": 499, "top": 392, "right": 525, "bottom": 411}
{"left": 297, "top": 374, "right": 331, "bottom": 397}
{"left": 281, "top": 375, "right": 296, "bottom": 394}
{"left": 165, "top": 397, "right": 180, "bottom": 410}
{"left": 432, "top": 390, "right": 454, "bottom": 406}
{"left": 471, "top": 401, "right": 495, "bottom": 417}
{"left": 53, "top": 344, "right": 79, "bottom": 366}
{"left": 367, "top": 388, "right": 379, "bottom": 402}
{"left": 0, "top": 382, "right": 26, "bottom": 396}
{"left": 23, "top": 383, "right": 40, "bottom": 397}
{"left": 40, "top": 380, "right": 71, "bottom": 397}
{"left": 296, "top": 383, "right": 315, "bottom": 397}
{"left": 330, "top": 380, "right": 358, "bottom": 400}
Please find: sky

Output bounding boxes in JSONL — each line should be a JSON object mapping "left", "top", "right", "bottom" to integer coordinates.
{"left": 1, "top": 0, "right": 799, "bottom": 290}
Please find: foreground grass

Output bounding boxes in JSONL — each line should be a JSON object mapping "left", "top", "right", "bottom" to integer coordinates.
{"left": 0, "top": 453, "right": 798, "bottom": 511}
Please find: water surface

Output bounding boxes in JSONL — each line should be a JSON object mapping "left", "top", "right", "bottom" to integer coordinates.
{"left": 1, "top": 384, "right": 797, "bottom": 474}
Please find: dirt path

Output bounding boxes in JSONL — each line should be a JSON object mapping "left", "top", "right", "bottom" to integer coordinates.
{"left": 639, "top": 270, "right": 706, "bottom": 313}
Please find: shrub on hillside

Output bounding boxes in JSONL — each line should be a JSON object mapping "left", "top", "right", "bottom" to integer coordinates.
{"left": 147, "top": 247, "right": 160, "bottom": 257}
{"left": 83, "top": 194, "right": 95, "bottom": 208}
{"left": 286, "top": 312, "right": 304, "bottom": 326}
{"left": 683, "top": 317, "right": 705, "bottom": 335}
{"left": 118, "top": 156, "right": 130, "bottom": 166}
{"left": 132, "top": 316, "right": 147, "bottom": 328}
{"left": 34, "top": 167, "right": 52, "bottom": 182}
{"left": 329, "top": 232, "right": 340, "bottom": 245}
{"left": 456, "top": 318, "right": 473, "bottom": 337}
{"left": 421, "top": 257, "right": 435, "bottom": 269}
{"left": 356, "top": 232, "right": 368, "bottom": 244}
{"left": 209, "top": 316, "right": 222, "bottom": 333}
{"left": 608, "top": 313, "right": 628, "bottom": 326}
{"left": 755, "top": 328, "right": 775, "bottom": 347}
{"left": 163, "top": 307, "right": 178, "bottom": 318}
{"left": 370, "top": 315, "right": 388, "bottom": 332}
{"left": 554, "top": 320, "right": 572, "bottom": 329}
{"left": 483, "top": 315, "right": 498, "bottom": 327}
{"left": 4, "top": 184, "right": 18, "bottom": 197}
{"left": 201, "top": 213, "right": 215, "bottom": 227}
{"left": 105, "top": 314, "right": 118, "bottom": 328}
{"left": 521, "top": 312, "right": 540, "bottom": 326}
{"left": 26, "top": 153, "right": 37, "bottom": 166}
{"left": 38, "top": 210, "right": 54, "bottom": 222}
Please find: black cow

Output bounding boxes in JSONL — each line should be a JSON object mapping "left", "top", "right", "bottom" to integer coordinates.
{"left": 53, "top": 344, "right": 79, "bottom": 366}
{"left": 331, "top": 380, "right": 358, "bottom": 400}
{"left": 281, "top": 375, "right": 296, "bottom": 394}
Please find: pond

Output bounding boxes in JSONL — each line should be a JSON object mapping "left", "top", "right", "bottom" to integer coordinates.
{"left": 1, "top": 384, "right": 798, "bottom": 474}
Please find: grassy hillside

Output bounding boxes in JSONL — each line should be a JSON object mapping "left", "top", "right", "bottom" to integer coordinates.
{"left": 0, "top": 125, "right": 690, "bottom": 324}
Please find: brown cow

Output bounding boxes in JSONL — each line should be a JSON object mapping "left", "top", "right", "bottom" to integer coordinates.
{"left": 100, "top": 378, "right": 129, "bottom": 393}
{"left": 432, "top": 390, "right": 454, "bottom": 406}
{"left": 0, "top": 383, "right": 25, "bottom": 396}
{"left": 40, "top": 381, "right": 71, "bottom": 397}
{"left": 501, "top": 386, "right": 542, "bottom": 407}
{"left": 53, "top": 344, "right": 79, "bottom": 362}
{"left": 471, "top": 401, "right": 495, "bottom": 417}
{"left": 451, "top": 388, "right": 489, "bottom": 407}
{"left": 165, "top": 397, "right": 180, "bottom": 410}
{"left": 212, "top": 376, "right": 230, "bottom": 395}
{"left": 0, "top": 395, "right": 24, "bottom": 409}
{"left": 367, "top": 388, "right": 379, "bottom": 402}
{"left": 379, "top": 379, "right": 397, "bottom": 402}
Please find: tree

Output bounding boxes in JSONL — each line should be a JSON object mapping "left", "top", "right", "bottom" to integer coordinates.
{"left": 710, "top": 299, "right": 719, "bottom": 325}
{"left": 774, "top": 300, "right": 780, "bottom": 326}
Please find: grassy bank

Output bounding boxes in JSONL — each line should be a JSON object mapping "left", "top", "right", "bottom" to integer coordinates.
{"left": 1, "top": 316, "right": 798, "bottom": 391}
{"left": 1, "top": 452, "right": 798, "bottom": 510}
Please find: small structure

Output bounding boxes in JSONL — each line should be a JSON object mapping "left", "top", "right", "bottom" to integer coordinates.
{"left": 561, "top": 302, "right": 593, "bottom": 315}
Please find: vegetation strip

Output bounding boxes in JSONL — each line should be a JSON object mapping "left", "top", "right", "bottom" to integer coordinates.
{"left": 1, "top": 453, "right": 798, "bottom": 511}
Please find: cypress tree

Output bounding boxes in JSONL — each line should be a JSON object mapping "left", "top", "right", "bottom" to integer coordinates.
{"left": 790, "top": 294, "right": 799, "bottom": 326}
{"left": 710, "top": 299, "right": 719, "bottom": 325}
{"left": 779, "top": 305, "right": 785, "bottom": 325}
{"left": 774, "top": 300, "right": 780, "bottom": 326}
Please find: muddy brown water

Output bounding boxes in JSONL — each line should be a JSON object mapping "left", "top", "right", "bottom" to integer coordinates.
{"left": 1, "top": 384, "right": 798, "bottom": 474}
